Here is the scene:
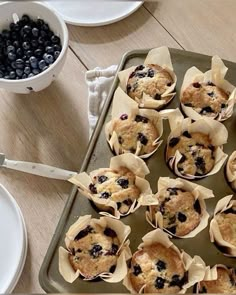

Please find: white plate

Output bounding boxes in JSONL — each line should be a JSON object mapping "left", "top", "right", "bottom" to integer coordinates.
{"left": 0, "top": 184, "right": 27, "bottom": 293}
{"left": 45, "top": 1, "right": 143, "bottom": 26}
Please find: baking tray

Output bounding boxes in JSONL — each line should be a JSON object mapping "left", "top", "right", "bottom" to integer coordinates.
{"left": 39, "top": 48, "right": 236, "bottom": 293}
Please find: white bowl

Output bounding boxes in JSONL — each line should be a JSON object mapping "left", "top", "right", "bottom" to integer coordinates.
{"left": 0, "top": 1, "right": 69, "bottom": 94}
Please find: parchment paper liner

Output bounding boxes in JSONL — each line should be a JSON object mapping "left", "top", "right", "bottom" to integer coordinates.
{"left": 195, "top": 263, "right": 236, "bottom": 293}
{"left": 226, "top": 150, "right": 236, "bottom": 191}
{"left": 59, "top": 214, "right": 132, "bottom": 283}
{"left": 123, "top": 228, "right": 206, "bottom": 293}
{"left": 180, "top": 55, "right": 236, "bottom": 121}
{"left": 165, "top": 109, "right": 228, "bottom": 179}
{"left": 105, "top": 87, "right": 163, "bottom": 158}
{"left": 68, "top": 153, "right": 154, "bottom": 219}
{"left": 209, "top": 195, "right": 236, "bottom": 257}
{"left": 118, "top": 46, "right": 177, "bottom": 109}
{"left": 145, "top": 177, "right": 215, "bottom": 238}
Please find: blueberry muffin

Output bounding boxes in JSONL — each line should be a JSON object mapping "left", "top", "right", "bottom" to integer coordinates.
{"left": 166, "top": 131, "right": 215, "bottom": 177}
{"left": 150, "top": 187, "right": 202, "bottom": 236}
{"left": 112, "top": 114, "right": 159, "bottom": 155}
{"left": 181, "top": 81, "right": 229, "bottom": 117}
{"left": 226, "top": 152, "right": 236, "bottom": 191}
{"left": 68, "top": 222, "right": 120, "bottom": 279}
{"left": 129, "top": 242, "right": 187, "bottom": 293}
{"left": 214, "top": 206, "right": 236, "bottom": 247}
{"left": 89, "top": 167, "right": 140, "bottom": 215}
{"left": 127, "top": 64, "right": 173, "bottom": 105}
{"left": 198, "top": 266, "right": 236, "bottom": 293}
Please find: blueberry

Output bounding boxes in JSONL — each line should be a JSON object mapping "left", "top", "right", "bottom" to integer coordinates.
{"left": 29, "top": 56, "right": 38, "bottom": 69}
{"left": 32, "top": 68, "right": 40, "bottom": 75}
{"left": 194, "top": 199, "right": 201, "bottom": 214}
{"left": 54, "top": 51, "right": 60, "bottom": 60}
{"left": 15, "top": 59, "right": 24, "bottom": 69}
{"left": 207, "top": 81, "right": 215, "bottom": 86}
{"left": 0, "top": 70, "right": 3, "bottom": 78}
{"left": 89, "top": 244, "right": 102, "bottom": 258}
{"left": 31, "top": 39, "right": 38, "bottom": 48}
{"left": 7, "top": 45, "right": 15, "bottom": 54}
{"left": 89, "top": 183, "right": 97, "bottom": 194}
{"left": 167, "top": 82, "right": 172, "bottom": 86}
{"left": 117, "top": 202, "right": 121, "bottom": 209}
{"left": 25, "top": 50, "right": 33, "bottom": 58}
{"left": 23, "top": 25, "right": 31, "bottom": 34}
{"left": 42, "top": 23, "right": 50, "bottom": 32}
{"left": 51, "top": 35, "right": 60, "bottom": 44}
{"left": 24, "top": 67, "right": 31, "bottom": 75}
{"left": 36, "top": 19, "right": 45, "bottom": 27}
{"left": 147, "top": 68, "right": 154, "bottom": 78}
{"left": 169, "top": 274, "right": 186, "bottom": 288}
{"left": 109, "top": 265, "right": 116, "bottom": 273}
{"left": 38, "top": 36, "right": 45, "bottom": 44}
{"left": 4, "top": 75, "right": 10, "bottom": 79}
{"left": 46, "top": 46, "right": 54, "bottom": 54}
{"left": 40, "top": 30, "right": 47, "bottom": 38}
{"left": 28, "top": 73, "right": 34, "bottom": 78}
{"left": 169, "top": 137, "right": 180, "bottom": 147}
{"left": 120, "top": 114, "right": 128, "bottom": 120}
{"left": 16, "top": 69, "right": 23, "bottom": 77}
{"left": 135, "top": 114, "right": 149, "bottom": 123}
{"left": 22, "top": 73, "right": 27, "bottom": 79}
{"left": 34, "top": 48, "right": 43, "bottom": 58}
{"left": 221, "top": 103, "right": 226, "bottom": 109}
{"left": 179, "top": 153, "right": 186, "bottom": 164}
{"left": 117, "top": 178, "right": 129, "bottom": 189}
{"left": 193, "top": 82, "right": 201, "bottom": 88}
{"left": 135, "top": 65, "right": 145, "bottom": 71}
{"left": 8, "top": 52, "right": 16, "bottom": 61}
{"left": 106, "top": 244, "right": 119, "bottom": 255}
{"left": 74, "top": 225, "right": 93, "bottom": 240}
{"left": 22, "top": 41, "right": 31, "bottom": 50}
{"left": 118, "top": 136, "right": 123, "bottom": 144}
{"left": 123, "top": 198, "right": 133, "bottom": 206}
{"left": 200, "top": 106, "right": 213, "bottom": 114}
{"left": 100, "top": 192, "right": 110, "bottom": 199}
{"left": 133, "top": 264, "right": 142, "bottom": 276}
{"left": 137, "top": 72, "right": 146, "bottom": 78}
{"left": 38, "top": 59, "right": 47, "bottom": 70}
{"left": 184, "top": 102, "right": 193, "bottom": 107}
{"left": 42, "top": 66, "right": 48, "bottom": 72}
{"left": 2, "top": 29, "right": 10, "bottom": 39}
{"left": 167, "top": 187, "right": 179, "bottom": 196}
{"left": 32, "top": 27, "right": 39, "bottom": 37}
{"left": 154, "top": 93, "right": 161, "bottom": 100}
{"left": 195, "top": 157, "right": 205, "bottom": 173}
{"left": 182, "top": 131, "right": 191, "bottom": 138}
{"left": 137, "top": 133, "right": 148, "bottom": 145}
{"left": 16, "top": 48, "right": 23, "bottom": 57}
{"left": 166, "top": 226, "right": 176, "bottom": 234}
{"left": 207, "top": 92, "right": 214, "bottom": 97}
{"left": 98, "top": 175, "right": 108, "bottom": 183}
{"left": 177, "top": 212, "right": 187, "bottom": 222}
{"left": 104, "top": 227, "right": 117, "bottom": 238}
{"left": 155, "top": 277, "right": 165, "bottom": 289}
{"left": 156, "top": 260, "right": 166, "bottom": 271}
{"left": 45, "top": 54, "right": 54, "bottom": 64}
{"left": 22, "top": 14, "right": 31, "bottom": 23}
{"left": 9, "top": 71, "right": 16, "bottom": 79}
{"left": 129, "top": 72, "right": 135, "bottom": 79}
{"left": 53, "top": 44, "right": 61, "bottom": 51}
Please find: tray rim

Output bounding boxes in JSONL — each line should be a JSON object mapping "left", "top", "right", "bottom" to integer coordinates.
{"left": 39, "top": 47, "right": 236, "bottom": 293}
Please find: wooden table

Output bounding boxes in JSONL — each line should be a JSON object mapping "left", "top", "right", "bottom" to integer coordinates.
{"left": 0, "top": 0, "right": 233, "bottom": 292}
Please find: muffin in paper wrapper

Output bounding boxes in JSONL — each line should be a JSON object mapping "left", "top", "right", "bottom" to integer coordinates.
{"left": 118, "top": 46, "right": 177, "bottom": 109}
{"left": 165, "top": 109, "right": 228, "bottom": 180}
{"left": 68, "top": 153, "right": 154, "bottom": 219}
{"left": 195, "top": 263, "right": 236, "bottom": 293}
{"left": 123, "top": 228, "right": 206, "bottom": 293}
{"left": 146, "top": 177, "right": 215, "bottom": 238}
{"left": 209, "top": 195, "right": 236, "bottom": 257}
{"left": 59, "top": 215, "right": 132, "bottom": 283}
{"left": 180, "top": 55, "right": 236, "bottom": 121}
{"left": 105, "top": 86, "right": 163, "bottom": 158}
{"left": 226, "top": 150, "right": 236, "bottom": 191}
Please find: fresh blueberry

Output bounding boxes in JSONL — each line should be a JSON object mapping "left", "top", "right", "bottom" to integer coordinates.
{"left": 53, "top": 44, "right": 61, "bottom": 51}
{"left": 25, "top": 50, "right": 33, "bottom": 58}
{"left": 9, "top": 71, "right": 16, "bottom": 79}
{"left": 4, "top": 75, "right": 10, "bottom": 79}
{"left": 2, "top": 29, "right": 10, "bottom": 39}
{"left": 16, "top": 48, "right": 23, "bottom": 57}
{"left": 24, "top": 67, "right": 31, "bottom": 75}
{"left": 34, "top": 48, "right": 43, "bottom": 58}
{"left": 36, "top": 19, "right": 45, "bottom": 27}
{"left": 7, "top": 45, "right": 15, "bottom": 54}
{"left": 104, "top": 227, "right": 117, "bottom": 238}
{"left": 51, "top": 35, "right": 60, "bottom": 44}
{"left": 15, "top": 59, "right": 24, "bottom": 69}
{"left": 21, "top": 14, "right": 31, "bottom": 23}
{"left": 32, "top": 27, "right": 39, "bottom": 37}
{"left": 155, "top": 277, "right": 165, "bottom": 289}
{"left": 74, "top": 225, "right": 93, "bottom": 241}
{"left": 38, "top": 59, "right": 47, "bottom": 70}
{"left": 44, "top": 54, "right": 54, "bottom": 64}
{"left": 46, "top": 46, "right": 54, "bottom": 54}
{"left": 40, "top": 30, "right": 47, "bottom": 38}
{"left": 177, "top": 212, "right": 187, "bottom": 222}
{"left": 8, "top": 52, "right": 16, "bottom": 61}
{"left": 54, "top": 51, "right": 60, "bottom": 60}
{"left": 133, "top": 264, "right": 142, "bottom": 276}
{"left": 22, "top": 73, "right": 27, "bottom": 79}
{"left": 16, "top": 69, "right": 23, "bottom": 77}
{"left": 38, "top": 36, "right": 45, "bottom": 44}
{"left": 169, "top": 137, "right": 180, "bottom": 147}
{"left": 32, "top": 68, "right": 40, "bottom": 75}
{"left": 31, "top": 39, "right": 38, "bottom": 48}
{"left": 22, "top": 25, "right": 31, "bottom": 35}
{"left": 29, "top": 56, "right": 38, "bottom": 69}
{"left": 117, "top": 178, "right": 129, "bottom": 189}
{"left": 156, "top": 260, "right": 166, "bottom": 271}
{"left": 89, "top": 244, "right": 102, "bottom": 258}
{"left": 22, "top": 41, "right": 31, "bottom": 50}
{"left": 0, "top": 70, "right": 3, "bottom": 78}
{"left": 42, "top": 65, "right": 48, "bottom": 72}
{"left": 28, "top": 73, "right": 34, "bottom": 78}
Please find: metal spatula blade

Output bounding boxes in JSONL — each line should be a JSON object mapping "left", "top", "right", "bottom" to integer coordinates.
{"left": 0, "top": 153, "right": 77, "bottom": 180}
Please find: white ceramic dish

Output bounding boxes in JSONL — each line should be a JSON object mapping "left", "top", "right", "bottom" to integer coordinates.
{"left": 0, "top": 184, "right": 27, "bottom": 293}
{"left": 45, "top": 1, "right": 143, "bottom": 26}
{"left": 0, "top": 1, "right": 69, "bottom": 94}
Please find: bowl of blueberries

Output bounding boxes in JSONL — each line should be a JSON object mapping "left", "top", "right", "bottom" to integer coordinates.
{"left": 0, "top": 1, "right": 69, "bottom": 93}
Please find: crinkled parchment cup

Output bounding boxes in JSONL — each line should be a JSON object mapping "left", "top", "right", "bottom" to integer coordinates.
{"left": 209, "top": 195, "right": 236, "bottom": 257}
{"left": 226, "top": 150, "right": 236, "bottom": 191}
{"left": 180, "top": 55, "right": 236, "bottom": 121}
{"left": 118, "top": 46, "right": 177, "bottom": 109}
{"left": 59, "top": 215, "right": 132, "bottom": 283}
{"left": 146, "top": 177, "right": 215, "bottom": 238}
{"left": 105, "top": 87, "right": 163, "bottom": 158}
{"left": 123, "top": 228, "right": 206, "bottom": 293}
{"left": 68, "top": 153, "right": 153, "bottom": 219}
{"left": 196, "top": 263, "right": 236, "bottom": 293}
{"left": 165, "top": 109, "right": 228, "bottom": 180}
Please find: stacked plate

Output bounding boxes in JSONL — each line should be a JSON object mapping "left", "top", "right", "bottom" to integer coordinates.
{"left": 0, "top": 184, "right": 27, "bottom": 293}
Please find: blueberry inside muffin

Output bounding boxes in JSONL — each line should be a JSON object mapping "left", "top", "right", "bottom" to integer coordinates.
{"left": 129, "top": 243, "right": 187, "bottom": 293}
{"left": 111, "top": 114, "right": 159, "bottom": 155}
{"left": 151, "top": 187, "right": 202, "bottom": 236}
{"left": 89, "top": 167, "right": 140, "bottom": 215}
{"left": 127, "top": 64, "right": 173, "bottom": 105}
{"left": 198, "top": 266, "right": 236, "bottom": 293}
{"left": 68, "top": 223, "right": 120, "bottom": 279}
{"left": 214, "top": 206, "right": 236, "bottom": 248}
{"left": 166, "top": 131, "right": 215, "bottom": 177}
{"left": 181, "top": 81, "right": 229, "bottom": 117}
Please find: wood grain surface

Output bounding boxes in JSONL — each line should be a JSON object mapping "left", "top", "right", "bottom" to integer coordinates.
{"left": 0, "top": 1, "right": 233, "bottom": 293}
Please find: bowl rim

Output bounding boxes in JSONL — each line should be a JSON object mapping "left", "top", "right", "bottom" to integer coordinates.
{"left": 0, "top": 1, "right": 69, "bottom": 84}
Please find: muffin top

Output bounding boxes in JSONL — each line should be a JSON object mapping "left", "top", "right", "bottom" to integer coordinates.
{"left": 215, "top": 206, "right": 236, "bottom": 247}
{"left": 112, "top": 114, "right": 159, "bottom": 156}
{"left": 181, "top": 81, "right": 228, "bottom": 117}
{"left": 151, "top": 187, "right": 202, "bottom": 236}
{"left": 198, "top": 266, "right": 236, "bottom": 293}
{"left": 68, "top": 222, "right": 120, "bottom": 279}
{"left": 127, "top": 64, "right": 173, "bottom": 105}
{"left": 89, "top": 167, "right": 140, "bottom": 215}
{"left": 129, "top": 242, "right": 186, "bottom": 293}
{"left": 166, "top": 131, "right": 215, "bottom": 177}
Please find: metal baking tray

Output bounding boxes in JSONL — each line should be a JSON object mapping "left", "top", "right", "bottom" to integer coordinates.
{"left": 39, "top": 48, "right": 236, "bottom": 293}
